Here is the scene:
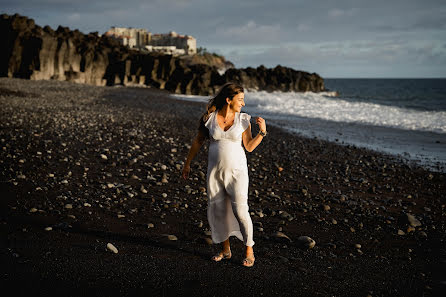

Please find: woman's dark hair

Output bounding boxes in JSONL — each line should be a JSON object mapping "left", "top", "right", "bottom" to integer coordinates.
{"left": 207, "top": 83, "right": 244, "bottom": 112}
{"left": 198, "top": 83, "right": 244, "bottom": 137}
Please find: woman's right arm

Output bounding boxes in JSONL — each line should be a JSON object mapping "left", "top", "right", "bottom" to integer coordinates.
{"left": 182, "top": 130, "right": 207, "bottom": 180}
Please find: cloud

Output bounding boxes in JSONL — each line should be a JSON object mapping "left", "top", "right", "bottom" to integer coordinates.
{"left": 218, "top": 38, "right": 446, "bottom": 77}
{"left": 328, "top": 8, "right": 358, "bottom": 18}
{"left": 67, "top": 13, "right": 81, "bottom": 22}
{"left": 215, "top": 20, "right": 283, "bottom": 44}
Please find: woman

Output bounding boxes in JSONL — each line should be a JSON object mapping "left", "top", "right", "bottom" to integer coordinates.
{"left": 182, "top": 83, "right": 267, "bottom": 267}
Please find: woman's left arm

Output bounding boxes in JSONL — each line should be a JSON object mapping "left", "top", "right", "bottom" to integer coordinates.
{"left": 242, "top": 117, "right": 267, "bottom": 152}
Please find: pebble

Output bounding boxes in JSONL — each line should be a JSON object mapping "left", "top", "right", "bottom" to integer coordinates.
{"left": 166, "top": 234, "right": 178, "bottom": 241}
{"left": 100, "top": 154, "right": 108, "bottom": 160}
{"left": 331, "top": 219, "right": 337, "bottom": 224}
{"left": 29, "top": 208, "right": 38, "bottom": 213}
{"left": 83, "top": 203, "right": 91, "bottom": 207}
{"left": 117, "top": 214, "right": 125, "bottom": 218}
{"left": 398, "top": 229, "right": 405, "bottom": 235}
{"left": 65, "top": 204, "right": 73, "bottom": 209}
{"left": 44, "top": 227, "right": 52, "bottom": 231}
{"left": 406, "top": 213, "right": 422, "bottom": 227}
{"left": 323, "top": 205, "right": 331, "bottom": 211}
{"left": 147, "top": 223, "right": 154, "bottom": 228}
{"left": 107, "top": 243, "right": 118, "bottom": 254}
{"left": 278, "top": 255, "right": 289, "bottom": 263}
{"left": 355, "top": 243, "right": 362, "bottom": 249}
{"left": 297, "top": 236, "right": 316, "bottom": 249}
{"left": 274, "top": 231, "right": 292, "bottom": 242}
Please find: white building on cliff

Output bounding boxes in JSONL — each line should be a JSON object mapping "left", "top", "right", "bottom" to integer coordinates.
{"left": 104, "top": 27, "right": 196, "bottom": 55}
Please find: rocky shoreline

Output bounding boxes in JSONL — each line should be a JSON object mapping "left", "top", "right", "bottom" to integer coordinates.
{"left": 1, "top": 13, "right": 325, "bottom": 95}
{"left": 1, "top": 78, "right": 445, "bottom": 296}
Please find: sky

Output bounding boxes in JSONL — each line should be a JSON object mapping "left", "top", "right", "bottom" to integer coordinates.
{"left": 2, "top": 0, "right": 446, "bottom": 78}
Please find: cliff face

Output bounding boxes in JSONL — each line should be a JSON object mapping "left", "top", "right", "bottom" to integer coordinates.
{"left": 0, "top": 14, "right": 325, "bottom": 95}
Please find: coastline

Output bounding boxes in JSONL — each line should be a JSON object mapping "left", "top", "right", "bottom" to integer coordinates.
{"left": 172, "top": 92, "right": 446, "bottom": 173}
{"left": 1, "top": 78, "right": 445, "bottom": 296}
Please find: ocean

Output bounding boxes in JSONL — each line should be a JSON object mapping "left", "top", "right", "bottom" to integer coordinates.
{"left": 171, "top": 79, "right": 446, "bottom": 172}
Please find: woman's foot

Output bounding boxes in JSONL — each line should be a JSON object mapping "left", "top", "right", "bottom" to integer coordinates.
{"left": 211, "top": 250, "right": 232, "bottom": 262}
{"left": 243, "top": 253, "right": 255, "bottom": 267}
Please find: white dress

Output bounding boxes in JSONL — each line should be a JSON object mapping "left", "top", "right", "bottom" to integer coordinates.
{"left": 204, "top": 111, "right": 255, "bottom": 247}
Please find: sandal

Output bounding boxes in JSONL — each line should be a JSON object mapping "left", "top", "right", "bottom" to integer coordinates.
{"left": 242, "top": 255, "right": 255, "bottom": 267}
{"left": 211, "top": 250, "right": 232, "bottom": 262}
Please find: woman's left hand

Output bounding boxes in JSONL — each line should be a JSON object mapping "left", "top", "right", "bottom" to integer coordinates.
{"left": 255, "top": 117, "right": 266, "bottom": 133}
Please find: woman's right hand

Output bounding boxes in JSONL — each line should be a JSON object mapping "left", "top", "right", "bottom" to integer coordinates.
{"left": 182, "top": 164, "right": 191, "bottom": 180}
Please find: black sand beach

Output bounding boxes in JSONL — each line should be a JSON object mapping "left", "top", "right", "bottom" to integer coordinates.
{"left": 1, "top": 78, "right": 445, "bottom": 296}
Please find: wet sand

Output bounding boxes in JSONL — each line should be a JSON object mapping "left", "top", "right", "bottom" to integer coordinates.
{"left": 1, "top": 78, "right": 445, "bottom": 296}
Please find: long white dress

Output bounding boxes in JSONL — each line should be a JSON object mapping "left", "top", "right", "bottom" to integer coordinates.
{"left": 204, "top": 111, "right": 255, "bottom": 247}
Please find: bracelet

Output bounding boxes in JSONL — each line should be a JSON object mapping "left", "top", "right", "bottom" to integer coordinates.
{"left": 259, "top": 130, "right": 267, "bottom": 137}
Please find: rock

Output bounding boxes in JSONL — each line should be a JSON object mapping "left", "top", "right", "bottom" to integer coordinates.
{"left": 297, "top": 236, "right": 316, "bottom": 249}
{"left": 83, "top": 203, "right": 91, "bottom": 207}
{"left": 277, "top": 255, "right": 289, "bottom": 263}
{"left": 274, "top": 231, "right": 292, "bottom": 242}
{"left": 419, "top": 231, "right": 428, "bottom": 237}
{"left": 147, "top": 223, "right": 154, "bottom": 228}
{"left": 398, "top": 229, "right": 405, "bottom": 235}
{"left": 406, "top": 213, "right": 422, "bottom": 227}
{"left": 44, "top": 227, "right": 52, "bottom": 231}
{"left": 279, "top": 211, "right": 294, "bottom": 221}
{"left": 166, "top": 234, "right": 178, "bottom": 241}
{"left": 0, "top": 14, "right": 326, "bottom": 95}
{"left": 323, "top": 205, "right": 331, "bottom": 211}
{"left": 107, "top": 243, "right": 118, "bottom": 254}
{"left": 64, "top": 204, "right": 73, "bottom": 209}
{"left": 100, "top": 154, "right": 108, "bottom": 160}
{"left": 354, "top": 243, "right": 362, "bottom": 249}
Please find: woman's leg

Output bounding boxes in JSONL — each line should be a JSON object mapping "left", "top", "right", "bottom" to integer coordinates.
{"left": 211, "top": 238, "right": 231, "bottom": 261}
{"left": 230, "top": 201, "right": 254, "bottom": 247}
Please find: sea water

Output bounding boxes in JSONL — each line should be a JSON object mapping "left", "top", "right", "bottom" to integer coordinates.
{"left": 171, "top": 79, "right": 446, "bottom": 172}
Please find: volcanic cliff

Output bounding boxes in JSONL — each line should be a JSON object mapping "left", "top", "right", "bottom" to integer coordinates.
{"left": 0, "top": 14, "right": 325, "bottom": 95}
